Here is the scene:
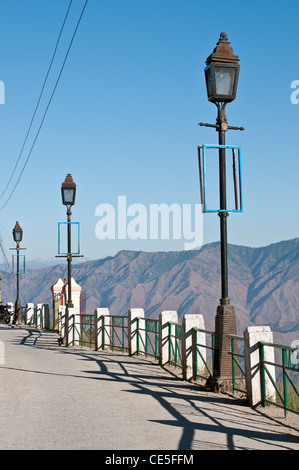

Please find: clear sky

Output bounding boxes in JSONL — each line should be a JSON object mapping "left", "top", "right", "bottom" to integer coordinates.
{"left": 0, "top": 0, "right": 298, "bottom": 266}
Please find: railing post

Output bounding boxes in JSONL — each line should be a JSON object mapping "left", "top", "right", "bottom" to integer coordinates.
{"left": 7, "top": 302, "right": 13, "bottom": 324}
{"left": 58, "top": 306, "right": 66, "bottom": 339}
{"left": 36, "top": 303, "right": 43, "bottom": 329}
{"left": 65, "top": 308, "right": 79, "bottom": 347}
{"left": 42, "top": 304, "right": 50, "bottom": 329}
{"left": 159, "top": 311, "right": 178, "bottom": 366}
{"left": 182, "top": 314, "right": 206, "bottom": 381}
{"left": 25, "top": 303, "right": 34, "bottom": 325}
{"left": 128, "top": 308, "right": 145, "bottom": 356}
{"left": 231, "top": 337, "right": 236, "bottom": 390}
{"left": 70, "top": 309, "right": 80, "bottom": 346}
{"left": 244, "top": 326, "right": 276, "bottom": 406}
{"left": 94, "top": 308, "right": 110, "bottom": 350}
{"left": 282, "top": 348, "right": 288, "bottom": 414}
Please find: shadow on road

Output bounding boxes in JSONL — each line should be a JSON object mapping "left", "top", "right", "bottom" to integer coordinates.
{"left": 3, "top": 324, "right": 299, "bottom": 450}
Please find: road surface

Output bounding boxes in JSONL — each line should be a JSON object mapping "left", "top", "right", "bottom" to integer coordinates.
{"left": 0, "top": 324, "right": 298, "bottom": 451}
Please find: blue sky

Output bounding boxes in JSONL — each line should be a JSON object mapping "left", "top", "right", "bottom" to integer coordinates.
{"left": 0, "top": 0, "right": 298, "bottom": 266}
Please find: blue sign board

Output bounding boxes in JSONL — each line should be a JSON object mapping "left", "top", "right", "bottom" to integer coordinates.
{"left": 198, "top": 144, "right": 243, "bottom": 213}
{"left": 58, "top": 222, "right": 81, "bottom": 255}
{"left": 12, "top": 254, "right": 26, "bottom": 274}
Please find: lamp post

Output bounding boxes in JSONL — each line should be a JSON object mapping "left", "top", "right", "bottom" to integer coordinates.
{"left": 61, "top": 174, "right": 76, "bottom": 345}
{"left": 12, "top": 221, "right": 23, "bottom": 324}
{"left": 61, "top": 174, "right": 76, "bottom": 309}
{"left": 201, "top": 33, "right": 243, "bottom": 391}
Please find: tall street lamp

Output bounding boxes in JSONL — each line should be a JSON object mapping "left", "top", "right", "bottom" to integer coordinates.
{"left": 60, "top": 174, "right": 76, "bottom": 345}
{"left": 200, "top": 32, "right": 244, "bottom": 391}
{"left": 12, "top": 221, "right": 23, "bottom": 324}
{"left": 61, "top": 174, "right": 76, "bottom": 310}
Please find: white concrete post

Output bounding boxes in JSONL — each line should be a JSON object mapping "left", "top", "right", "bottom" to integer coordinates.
{"left": 68, "top": 308, "right": 80, "bottom": 346}
{"left": 128, "top": 308, "right": 145, "bottom": 356}
{"left": 25, "top": 303, "right": 34, "bottom": 325}
{"left": 42, "top": 304, "right": 50, "bottom": 329}
{"left": 192, "top": 320, "right": 207, "bottom": 380}
{"left": 159, "top": 311, "right": 178, "bottom": 366}
{"left": 244, "top": 326, "right": 276, "bottom": 407}
{"left": 36, "top": 303, "right": 43, "bottom": 329}
{"left": 58, "top": 306, "right": 66, "bottom": 338}
{"left": 65, "top": 307, "right": 79, "bottom": 347}
{"left": 51, "top": 278, "right": 65, "bottom": 330}
{"left": 182, "top": 314, "right": 206, "bottom": 381}
{"left": 7, "top": 302, "right": 13, "bottom": 324}
{"left": 94, "top": 308, "right": 111, "bottom": 350}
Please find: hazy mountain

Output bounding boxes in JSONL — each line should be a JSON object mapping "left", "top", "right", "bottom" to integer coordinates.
{"left": 2, "top": 238, "right": 298, "bottom": 344}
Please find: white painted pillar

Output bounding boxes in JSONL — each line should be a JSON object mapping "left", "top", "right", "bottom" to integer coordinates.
{"left": 42, "top": 304, "right": 50, "bottom": 329}
{"left": 94, "top": 308, "right": 111, "bottom": 350}
{"left": 128, "top": 308, "right": 145, "bottom": 356}
{"left": 6, "top": 302, "right": 13, "bottom": 324}
{"left": 182, "top": 314, "right": 206, "bottom": 381}
{"left": 68, "top": 308, "right": 80, "bottom": 346}
{"left": 26, "top": 303, "right": 34, "bottom": 325}
{"left": 159, "top": 310, "right": 178, "bottom": 366}
{"left": 36, "top": 303, "right": 43, "bottom": 329}
{"left": 244, "top": 326, "right": 276, "bottom": 406}
{"left": 51, "top": 278, "right": 65, "bottom": 330}
{"left": 58, "top": 306, "right": 66, "bottom": 338}
{"left": 192, "top": 321, "right": 207, "bottom": 380}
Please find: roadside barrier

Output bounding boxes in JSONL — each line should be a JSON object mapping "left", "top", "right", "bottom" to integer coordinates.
{"left": 17, "top": 302, "right": 298, "bottom": 416}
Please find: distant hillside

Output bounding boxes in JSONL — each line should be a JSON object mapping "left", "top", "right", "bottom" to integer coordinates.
{"left": 2, "top": 238, "right": 299, "bottom": 344}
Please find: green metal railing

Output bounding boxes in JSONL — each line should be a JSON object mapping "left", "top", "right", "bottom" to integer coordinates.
{"left": 70, "top": 314, "right": 95, "bottom": 348}
{"left": 193, "top": 327, "right": 215, "bottom": 379}
{"left": 36, "top": 306, "right": 43, "bottom": 327}
{"left": 26, "top": 305, "right": 39, "bottom": 326}
{"left": 136, "top": 317, "right": 159, "bottom": 359}
{"left": 102, "top": 315, "right": 128, "bottom": 352}
{"left": 259, "top": 341, "right": 299, "bottom": 417}
{"left": 79, "top": 314, "right": 95, "bottom": 348}
{"left": 21, "top": 306, "right": 26, "bottom": 324}
{"left": 27, "top": 305, "right": 36, "bottom": 326}
{"left": 168, "top": 322, "right": 182, "bottom": 369}
{"left": 228, "top": 334, "right": 246, "bottom": 395}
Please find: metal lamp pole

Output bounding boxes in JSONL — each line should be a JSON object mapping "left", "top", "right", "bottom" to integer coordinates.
{"left": 66, "top": 205, "right": 74, "bottom": 310}
{"left": 12, "top": 221, "right": 24, "bottom": 325}
{"left": 15, "top": 240, "right": 21, "bottom": 324}
{"left": 200, "top": 33, "right": 244, "bottom": 391}
{"left": 59, "top": 174, "right": 80, "bottom": 345}
{"left": 217, "top": 105, "right": 229, "bottom": 302}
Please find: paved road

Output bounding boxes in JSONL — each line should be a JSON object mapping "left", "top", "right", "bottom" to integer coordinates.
{"left": 0, "top": 324, "right": 298, "bottom": 451}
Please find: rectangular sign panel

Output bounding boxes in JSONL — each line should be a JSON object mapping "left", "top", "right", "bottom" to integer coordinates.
{"left": 197, "top": 144, "right": 243, "bottom": 213}
{"left": 58, "top": 222, "right": 80, "bottom": 255}
{"left": 12, "top": 254, "right": 26, "bottom": 274}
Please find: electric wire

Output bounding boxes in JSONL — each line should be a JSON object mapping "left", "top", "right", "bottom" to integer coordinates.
{"left": 0, "top": 0, "right": 73, "bottom": 202}
{"left": 0, "top": 0, "right": 89, "bottom": 211}
{"left": 0, "top": 229, "right": 14, "bottom": 301}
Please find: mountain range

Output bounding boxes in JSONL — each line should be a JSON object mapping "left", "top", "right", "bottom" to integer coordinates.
{"left": 2, "top": 238, "right": 299, "bottom": 345}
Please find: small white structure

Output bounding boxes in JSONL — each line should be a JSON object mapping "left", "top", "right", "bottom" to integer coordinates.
{"left": 244, "top": 326, "right": 276, "bottom": 406}
{"left": 182, "top": 314, "right": 206, "bottom": 381}
{"left": 51, "top": 279, "right": 65, "bottom": 330}
{"left": 51, "top": 277, "right": 82, "bottom": 330}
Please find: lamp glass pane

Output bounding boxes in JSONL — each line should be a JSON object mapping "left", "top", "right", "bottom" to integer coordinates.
{"left": 215, "top": 66, "right": 236, "bottom": 97}
{"left": 205, "top": 66, "right": 213, "bottom": 99}
{"left": 62, "top": 188, "right": 75, "bottom": 205}
{"left": 13, "top": 231, "right": 22, "bottom": 242}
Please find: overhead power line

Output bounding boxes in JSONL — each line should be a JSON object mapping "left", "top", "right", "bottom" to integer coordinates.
{"left": 0, "top": 0, "right": 89, "bottom": 211}
{"left": 0, "top": 0, "right": 73, "bottom": 203}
